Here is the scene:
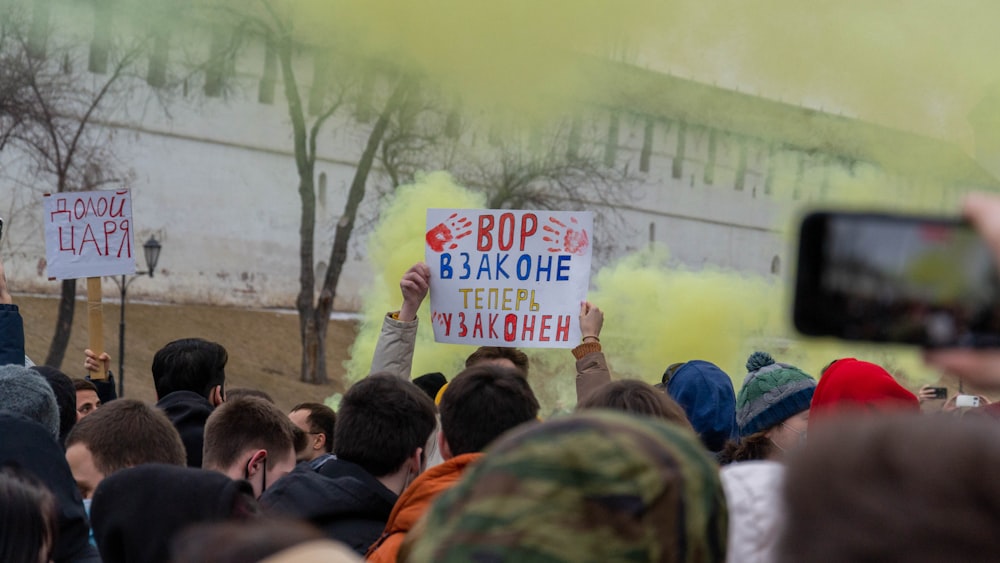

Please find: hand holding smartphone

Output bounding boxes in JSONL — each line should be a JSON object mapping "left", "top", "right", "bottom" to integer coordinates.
{"left": 793, "top": 211, "right": 1000, "bottom": 348}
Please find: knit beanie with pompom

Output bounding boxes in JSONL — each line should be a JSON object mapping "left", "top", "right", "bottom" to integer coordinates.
{"left": 735, "top": 352, "right": 816, "bottom": 438}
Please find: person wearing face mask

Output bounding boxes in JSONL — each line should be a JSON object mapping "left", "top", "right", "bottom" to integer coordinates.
{"left": 720, "top": 352, "right": 816, "bottom": 464}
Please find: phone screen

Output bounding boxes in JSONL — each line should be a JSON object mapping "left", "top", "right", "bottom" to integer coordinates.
{"left": 794, "top": 212, "right": 1000, "bottom": 347}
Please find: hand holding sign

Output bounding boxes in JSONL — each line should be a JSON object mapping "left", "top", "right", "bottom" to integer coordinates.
{"left": 426, "top": 209, "right": 593, "bottom": 348}
{"left": 399, "top": 262, "right": 431, "bottom": 322}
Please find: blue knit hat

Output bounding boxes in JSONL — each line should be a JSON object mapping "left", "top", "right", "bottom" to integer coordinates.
{"left": 735, "top": 352, "right": 816, "bottom": 438}
{"left": 0, "top": 364, "right": 60, "bottom": 439}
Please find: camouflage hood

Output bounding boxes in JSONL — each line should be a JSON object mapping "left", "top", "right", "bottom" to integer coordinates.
{"left": 408, "top": 410, "right": 728, "bottom": 563}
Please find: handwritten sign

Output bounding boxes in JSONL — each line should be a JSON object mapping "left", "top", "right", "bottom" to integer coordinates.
{"left": 43, "top": 189, "right": 135, "bottom": 280}
{"left": 425, "top": 209, "right": 593, "bottom": 348}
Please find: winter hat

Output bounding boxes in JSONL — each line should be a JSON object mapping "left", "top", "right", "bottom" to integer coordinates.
{"left": 409, "top": 411, "right": 728, "bottom": 563}
{"left": 667, "top": 360, "right": 738, "bottom": 452}
{"left": 413, "top": 372, "right": 447, "bottom": 401}
{"left": 736, "top": 352, "right": 816, "bottom": 438}
{"left": 32, "top": 365, "right": 77, "bottom": 444}
{"left": 91, "top": 464, "right": 258, "bottom": 563}
{"left": 0, "top": 364, "right": 60, "bottom": 439}
{"left": 809, "top": 358, "right": 919, "bottom": 429}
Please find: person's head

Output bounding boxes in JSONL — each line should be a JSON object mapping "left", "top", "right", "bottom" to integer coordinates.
{"left": 0, "top": 364, "right": 60, "bottom": 439}
{"left": 465, "top": 346, "right": 529, "bottom": 377}
{"left": 91, "top": 464, "right": 259, "bottom": 563}
{"left": 0, "top": 466, "right": 58, "bottom": 563}
{"left": 226, "top": 388, "right": 275, "bottom": 403}
{"left": 169, "top": 519, "right": 326, "bottom": 563}
{"left": 809, "top": 358, "right": 919, "bottom": 429}
{"left": 577, "top": 379, "right": 694, "bottom": 430}
{"left": 288, "top": 402, "right": 336, "bottom": 462}
{"left": 780, "top": 414, "right": 1000, "bottom": 562}
{"left": 726, "top": 352, "right": 816, "bottom": 462}
{"left": 438, "top": 364, "right": 540, "bottom": 459}
{"left": 31, "top": 366, "right": 77, "bottom": 444}
{"left": 65, "top": 399, "right": 186, "bottom": 499}
{"left": 151, "top": 338, "right": 228, "bottom": 404}
{"left": 412, "top": 372, "right": 448, "bottom": 401}
{"left": 409, "top": 411, "right": 728, "bottom": 562}
{"left": 334, "top": 374, "right": 436, "bottom": 485}
{"left": 203, "top": 397, "right": 297, "bottom": 498}
{"left": 666, "top": 360, "right": 737, "bottom": 453}
{"left": 72, "top": 379, "right": 100, "bottom": 420}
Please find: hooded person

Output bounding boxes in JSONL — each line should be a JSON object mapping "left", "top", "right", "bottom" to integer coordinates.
{"left": 721, "top": 352, "right": 816, "bottom": 463}
{"left": 0, "top": 364, "right": 61, "bottom": 439}
{"left": 666, "top": 360, "right": 738, "bottom": 454}
{"left": 0, "top": 412, "right": 100, "bottom": 563}
{"left": 90, "top": 463, "right": 258, "bottom": 563}
{"left": 408, "top": 410, "right": 728, "bottom": 563}
{"left": 808, "top": 358, "right": 919, "bottom": 429}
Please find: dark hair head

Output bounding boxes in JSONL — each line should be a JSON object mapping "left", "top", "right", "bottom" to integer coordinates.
{"left": 66, "top": 399, "right": 186, "bottom": 474}
{"left": 465, "top": 347, "right": 529, "bottom": 377}
{"left": 31, "top": 366, "right": 77, "bottom": 444}
{"left": 226, "top": 388, "right": 275, "bottom": 403}
{"left": 781, "top": 414, "right": 1000, "bottom": 562}
{"left": 717, "top": 431, "right": 773, "bottom": 465}
{"left": 0, "top": 465, "right": 58, "bottom": 563}
{"left": 203, "top": 398, "right": 297, "bottom": 472}
{"left": 290, "top": 403, "right": 337, "bottom": 454}
{"left": 151, "top": 338, "right": 228, "bottom": 399}
{"left": 72, "top": 379, "right": 98, "bottom": 393}
{"left": 334, "top": 374, "right": 437, "bottom": 477}
{"left": 169, "top": 519, "right": 325, "bottom": 563}
{"left": 439, "top": 364, "right": 540, "bottom": 456}
{"left": 577, "top": 380, "right": 694, "bottom": 431}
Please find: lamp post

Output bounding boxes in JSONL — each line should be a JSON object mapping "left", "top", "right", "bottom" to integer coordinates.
{"left": 110, "top": 236, "right": 161, "bottom": 398}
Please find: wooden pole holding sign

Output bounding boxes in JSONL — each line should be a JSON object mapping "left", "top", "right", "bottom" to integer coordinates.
{"left": 43, "top": 189, "right": 135, "bottom": 380}
{"left": 86, "top": 277, "right": 106, "bottom": 380}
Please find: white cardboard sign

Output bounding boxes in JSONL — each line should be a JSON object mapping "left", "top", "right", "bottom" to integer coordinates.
{"left": 43, "top": 189, "right": 136, "bottom": 280}
{"left": 425, "top": 209, "right": 593, "bottom": 348}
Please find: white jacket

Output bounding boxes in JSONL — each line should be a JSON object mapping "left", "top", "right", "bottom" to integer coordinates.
{"left": 720, "top": 461, "right": 786, "bottom": 563}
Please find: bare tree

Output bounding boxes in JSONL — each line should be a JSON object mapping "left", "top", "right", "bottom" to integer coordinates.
{"left": 1, "top": 5, "right": 140, "bottom": 368}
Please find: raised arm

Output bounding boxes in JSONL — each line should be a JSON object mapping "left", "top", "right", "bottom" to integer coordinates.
{"left": 370, "top": 262, "right": 430, "bottom": 379}
{"left": 573, "top": 301, "right": 611, "bottom": 403}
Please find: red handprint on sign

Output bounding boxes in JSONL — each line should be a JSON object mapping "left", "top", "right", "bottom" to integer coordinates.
{"left": 426, "top": 213, "right": 473, "bottom": 252}
{"left": 543, "top": 216, "right": 589, "bottom": 255}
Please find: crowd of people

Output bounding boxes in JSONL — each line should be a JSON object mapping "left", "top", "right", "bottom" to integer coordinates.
{"left": 5, "top": 194, "right": 1000, "bottom": 562}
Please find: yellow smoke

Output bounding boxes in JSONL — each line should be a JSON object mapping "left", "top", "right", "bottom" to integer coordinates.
{"left": 343, "top": 172, "right": 486, "bottom": 385}
{"left": 345, "top": 174, "right": 942, "bottom": 412}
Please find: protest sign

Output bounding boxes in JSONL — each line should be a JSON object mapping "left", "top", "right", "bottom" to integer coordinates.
{"left": 43, "top": 189, "right": 135, "bottom": 280}
{"left": 425, "top": 209, "right": 593, "bottom": 348}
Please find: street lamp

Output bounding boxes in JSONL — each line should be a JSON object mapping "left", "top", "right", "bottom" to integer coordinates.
{"left": 110, "top": 236, "right": 162, "bottom": 397}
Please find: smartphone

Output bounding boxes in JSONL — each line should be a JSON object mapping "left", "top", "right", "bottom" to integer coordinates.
{"left": 955, "top": 394, "right": 981, "bottom": 408}
{"left": 927, "top": 386, "right": 948, "bottom": 400}
{"left": 793, "top": 211, "right": 1000, "bottom": 347}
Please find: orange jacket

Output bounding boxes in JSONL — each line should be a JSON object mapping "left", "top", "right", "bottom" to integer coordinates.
{"left": 366, "top": 452, "right": 482, "bottom": 562}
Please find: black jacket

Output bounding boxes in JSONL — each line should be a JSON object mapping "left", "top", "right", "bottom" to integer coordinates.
{"left": 0, "top": 413, "right": 100, "bottom": 563}
{"left": 0, "top": 303, "right": 25, "bottom": 366}
{"left": 260, "top": 458, "right": 397, "bottom": 556}
{"left": 91, "top": 464, "right": 257, "bottom": 563}
{"left": 156, "top": 390, "right": 213, "bottom": 467}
